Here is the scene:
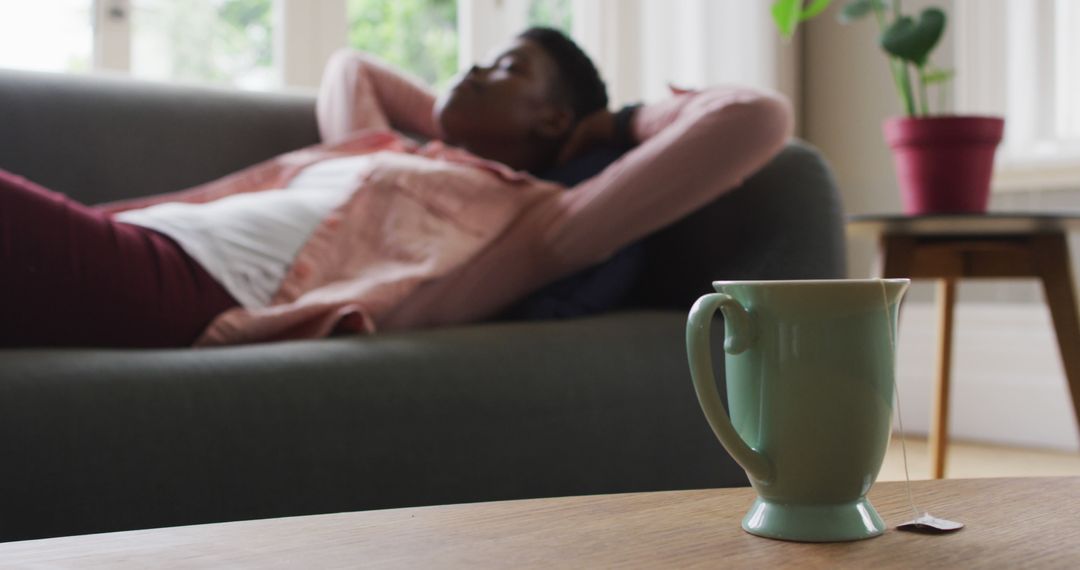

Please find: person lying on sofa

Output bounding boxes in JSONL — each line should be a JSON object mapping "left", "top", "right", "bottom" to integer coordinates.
{"left": 0, "top": 27, "right": 792, "bottom": 348}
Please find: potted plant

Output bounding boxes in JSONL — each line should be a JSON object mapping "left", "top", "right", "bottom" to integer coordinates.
{"left": 772, "top": 0, "right": 1005, "bottom": 214}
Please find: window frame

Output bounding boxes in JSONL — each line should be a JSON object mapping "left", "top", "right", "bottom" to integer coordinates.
{"left": 94, "top": 0, "right": 131, "bottom": 71}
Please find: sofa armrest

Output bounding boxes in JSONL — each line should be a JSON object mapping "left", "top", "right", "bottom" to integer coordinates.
{"left": 0, "top": 69, "right": 319, "bottom": 205}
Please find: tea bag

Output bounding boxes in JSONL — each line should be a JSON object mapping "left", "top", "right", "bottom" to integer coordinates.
{"left": 897, "top": 513, "right": 965, "bottom": 533}
{"left": 880, "top": 281, "right": 964, "bottom": 535}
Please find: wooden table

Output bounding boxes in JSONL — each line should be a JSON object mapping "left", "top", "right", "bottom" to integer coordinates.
{"left": 0, "top": 477, "right": 1077, "bottom": 568}
{"left": 849, "top": 213, "right": 1080, "bottom": 478}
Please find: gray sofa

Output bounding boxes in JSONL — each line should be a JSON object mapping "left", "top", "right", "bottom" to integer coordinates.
{"left": 0, "top": 69, "right": 846, "bottom": 542}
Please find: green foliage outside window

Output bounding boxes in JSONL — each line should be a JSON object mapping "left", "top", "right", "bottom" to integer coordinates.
{"left": 218, "top": 0, "right": 274, "bottom": 69}
{"left": 134, "top": 0, "right": 272, "bottom": 88}
{"left": 528, "top": 0, "right": 572, "bottom": 35}
{"left": 347, "top": 0, "right": 458, "bottom": 88}
{"left": 345, "top": 0, "right": 572, "bottom": 90}
{"left": 143, "top": 0, "right": 574, "bottom": 91}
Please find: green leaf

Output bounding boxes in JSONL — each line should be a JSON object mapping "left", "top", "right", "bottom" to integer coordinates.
{"left": 800, "top": 0, "right": 833, "bottom": 20}
{"left": 880, "top": 7, "right": 946, "bottom": 66}
{"left": 838, "top": 0, "right": 888, "bottom": 23}
{"left": 772, "top": 0, "right": 803, "bottom": 38}
{"left": 773, "top": 0, "right": 833, "bottom": 38}
{"left": 922, "top": 67, "right": 955, "bottom": 85}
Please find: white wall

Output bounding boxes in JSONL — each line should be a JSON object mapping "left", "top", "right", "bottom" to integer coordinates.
{"left": 896, "top": 303, "right": 1079, "bottom": 451}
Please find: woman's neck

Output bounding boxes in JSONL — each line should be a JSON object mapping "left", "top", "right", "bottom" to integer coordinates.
{"left": 458, "top": 137, "right": 559, "bottom": 173}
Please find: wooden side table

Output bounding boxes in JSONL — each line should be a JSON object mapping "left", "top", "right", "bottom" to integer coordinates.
{"left": 849, "top": 213, "right": 1080, "bottom": 479}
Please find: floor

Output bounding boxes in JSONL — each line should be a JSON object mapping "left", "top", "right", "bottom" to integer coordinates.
{"left": 878, "top": 435, "right": 1080, "bottom": 481}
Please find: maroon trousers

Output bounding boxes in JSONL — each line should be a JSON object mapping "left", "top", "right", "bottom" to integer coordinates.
{"left": 0, "top": 169, "right": 238, "bottom": 347}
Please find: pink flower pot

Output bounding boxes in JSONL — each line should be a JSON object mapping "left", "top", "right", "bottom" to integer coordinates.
{"left": 883, "top": 116, "right": 1005, "bottom": 215}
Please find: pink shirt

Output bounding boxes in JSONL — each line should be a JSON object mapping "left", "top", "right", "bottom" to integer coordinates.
{"left": 102, "top": 50, "right": 793, "bottom": 346}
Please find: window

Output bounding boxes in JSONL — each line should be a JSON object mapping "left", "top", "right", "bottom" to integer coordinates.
{"left": 347, "top": 0, "right": 458, "bottom": 88}
{"left": 0, "top": 0, "right": 274, "bottom": 89}
{"left": 343, "top": 0, "right": 569, "bottom": 90}
{"left": 131, "top": 0, "right": 275, "bottom": 89}
{"left": 956, "top": 0, "right": 1080, "bottom": 191}
{"left": 528, "top": 0, "right": 572, "bottom": 34}
{"left": 0, "top": 1, "right": 93, "bottom": 73}
{"left": 0, "top": 0, "right": 584, "bottom": 95}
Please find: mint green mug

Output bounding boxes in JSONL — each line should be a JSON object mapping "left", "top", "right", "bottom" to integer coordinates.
{"left": 686, "top": 279, "right": 909, "bottom": 542}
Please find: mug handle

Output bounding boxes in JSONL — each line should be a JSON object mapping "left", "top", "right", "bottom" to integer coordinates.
{"left": 686, "top": 293, "right": 772, "bottom": 483}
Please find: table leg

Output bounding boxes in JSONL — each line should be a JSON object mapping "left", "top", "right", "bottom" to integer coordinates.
{"left": 1031, "top": 234, "right": 1080, "bottom": 440}
{"left": 930, "top": 278, "right": 956, "bottom": 479}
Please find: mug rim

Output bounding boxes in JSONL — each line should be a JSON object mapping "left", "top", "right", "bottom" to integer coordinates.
{"left": 712, "top": 278, "right": 910, "bottom": 287}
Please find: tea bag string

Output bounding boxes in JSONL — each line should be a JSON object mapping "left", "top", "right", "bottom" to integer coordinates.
{"left": 886, "top": 282, "right": 968, "bottom": 533}
{"left": 880, "top": 281, "right": 965, "bottom": 534}
{"left": 880, "top": 281, "right": 922, "bottom": 522}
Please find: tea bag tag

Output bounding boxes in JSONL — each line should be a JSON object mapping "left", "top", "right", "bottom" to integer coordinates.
{"left": 897, "top": 512, "right": 965, "bottom": 534}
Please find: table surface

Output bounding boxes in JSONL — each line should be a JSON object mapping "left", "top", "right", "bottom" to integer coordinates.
{"left": 847, "top": 212, "right": 1080, "bottom": 236}
{"left": 1, "top": 477, "right": 1077, "bottom": 568}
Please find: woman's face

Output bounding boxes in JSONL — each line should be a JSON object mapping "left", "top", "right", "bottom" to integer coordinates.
{"left": 434, "top": 37, "right": 570, "bottom": 148}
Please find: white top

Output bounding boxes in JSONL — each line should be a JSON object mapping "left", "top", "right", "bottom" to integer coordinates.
{"left": 115, "top": 156, "right": 374, "bottom": 308}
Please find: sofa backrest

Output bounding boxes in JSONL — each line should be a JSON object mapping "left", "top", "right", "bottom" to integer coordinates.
{"left": 0, "top": 69, "right": 319, "bottom": 206}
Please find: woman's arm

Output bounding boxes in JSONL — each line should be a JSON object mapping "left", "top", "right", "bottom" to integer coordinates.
{"left": 317, "top": 49, "right": 441, "bottom": 144}
{"left": 542, "top": 86, "right": 794, "bottom": 269}
{"left": 376, "top": 88, "right": 792, "bottom": 331}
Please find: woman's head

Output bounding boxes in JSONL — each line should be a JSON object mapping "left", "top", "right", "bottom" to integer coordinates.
{"left": 434, "top": 27, "right": 608, "bottom": 172}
